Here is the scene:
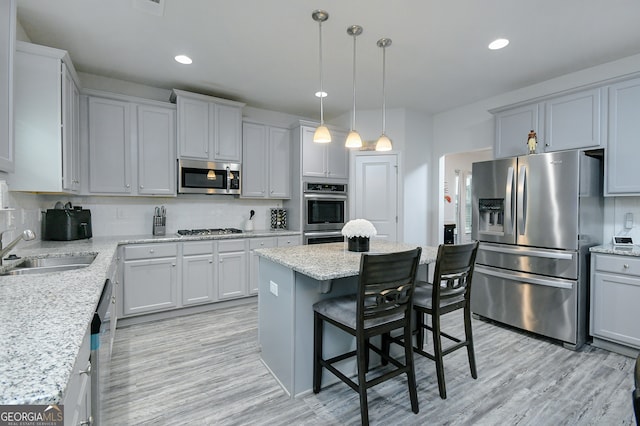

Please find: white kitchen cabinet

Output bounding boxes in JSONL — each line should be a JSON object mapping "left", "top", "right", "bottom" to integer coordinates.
{"left": 0, "top": 0, "right": 15, "bottom": 173}
{"left": 137, "top": 104, "right": 176, "bottom": 195}
{"left": 182, "top": 241, "right": 215, "bottom": 306}
{"left": 590, "top": 253, "right": 640, "bottom": 355}
{"left": 122, "top": 243, "right": 178, "bottom": 316}
{"left": 249, "top": 237, "right": 277, "bottom": 295}
{"left": 63, "top": 327, "right": 91, "bottom": 426}
{"left": 242, "top": 121, "right": 291, "bottom": 198}
{"left": 84, "top": 91, "right": 176, "bottom": 196}
{"left": 277, "top": 235, "right": 302, "bottom": 247}
{"left": 173, "top": 89, "right": 244, "bottom": 162}
{"left": 605, "top": 77, "right": 640, "bottom": 195}
{"left": 10, "top": 41, "right": 81, "bottom": 192}
{"left": 543, "top": 88, "right": 604, "bottom": 152}
{"left": 492, "top": 103, "right": 541, "bottom": 159}
{"left": 492, "top": 87, "right": 605, "bottom": 159}
{"left": 88, "top": 96, "right": 132, "bottom": 194}
{"left": 296, "top": 122, "right": 349, "bottom": 179}
{"left": 217, "top": 239, "right": 247, "bottom": 300}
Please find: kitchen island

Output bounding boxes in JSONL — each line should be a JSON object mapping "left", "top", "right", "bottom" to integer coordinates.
{"left": 256, "top": 241, "right": 437, "bottom": 397}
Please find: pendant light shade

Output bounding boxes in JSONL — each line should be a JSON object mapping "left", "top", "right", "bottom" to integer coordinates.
{"left": 376, "top": 38, "right": 393, "bottom": 152}
{"left": 345, "top": 25, "right": 363, "bottom": 149}
{"left": 312, "top": 10, "right": 332, "bottom": 144}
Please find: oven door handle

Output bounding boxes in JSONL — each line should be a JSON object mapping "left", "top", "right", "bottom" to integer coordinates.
{"left": 303, "top": 193, "right": 348, "bottom": 200}
{"left": 304, "top": 231, "right": 344, "bottom": 237}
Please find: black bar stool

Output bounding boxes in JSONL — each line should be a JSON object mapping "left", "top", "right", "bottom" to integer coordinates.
{"left": 312, "top": 247, "right": 422, "bottom": 425}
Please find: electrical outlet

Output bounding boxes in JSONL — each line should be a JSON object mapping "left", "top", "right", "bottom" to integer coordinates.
{"left": 625, "top": 212, "right": 634, "bottom": 229}
{"left": 269, "top": 281, "right": 278, "bottom": 296}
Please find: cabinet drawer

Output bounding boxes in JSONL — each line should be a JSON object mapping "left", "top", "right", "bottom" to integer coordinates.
{"left": 249, "top": 237, "right": 276, "bottom": 250}
{"left": 183, "top": 241, "right": 213, "bottom": 256}
{"left": 594, "top": 254, "right": 640, "bottom": 275}
{"left": 218, "top": 239, "right": 246, "bottom": 252}
{"left": 277, "top": 235, "right": 301, "bottom": 247}
{"left": 124, "top": 243, "right": 178, "bottom": 260}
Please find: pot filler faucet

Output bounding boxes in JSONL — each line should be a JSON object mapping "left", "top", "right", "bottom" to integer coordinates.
{"left": 0, "top": 229, "right": 36, "bottom": 265}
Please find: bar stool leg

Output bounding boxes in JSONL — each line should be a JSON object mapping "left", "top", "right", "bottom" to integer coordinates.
{"left": 432, "top": 313, "right": 447, "bottom": 399}
{"left": 404, "top": 315, "right": 419, "bottom": 414}
{"left": 313, "top": 312, "right": 323, "bottom": 393}
{"left": 356, "top": 333, "right": 369, "bottom": 425}
{"left": 464, "top": 306, "right": 478, "bottom": 379}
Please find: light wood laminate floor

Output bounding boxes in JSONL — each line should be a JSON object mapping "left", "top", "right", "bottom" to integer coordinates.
{"left": 103, "top": 302, "right": 637, "bottom": 425}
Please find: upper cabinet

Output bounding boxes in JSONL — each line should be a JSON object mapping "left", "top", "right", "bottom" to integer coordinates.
{"left": 10, "top": 41, "right": 81, "bottom": 192}
{"left": 171, "top": 89, "right": 244, "bottom": 163}
{"left": 84, "top": 90, "right": 176, "bottom": 196}
{"left": 605, "top": 77, "right": 640, "bottom": 196}
{"left": 492, "top": 87, "right": 604, "bottom": 159}
{"left": 242, "top": 121, "right": 291, "bottom": 199}
{"left": 294, "top": 123, "right": 348, "bottom": 180}
{"left": 0, "top": 0, "right": 15, "bottom": 173}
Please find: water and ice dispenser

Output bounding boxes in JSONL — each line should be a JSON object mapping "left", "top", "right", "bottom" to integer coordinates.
{"left": 478, "top": 199, "right": 504, "bottom": 233}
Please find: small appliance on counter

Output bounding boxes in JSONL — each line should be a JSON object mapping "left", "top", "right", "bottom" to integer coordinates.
{"left": 271, "top": 208, "right": 287, "bottom": 230}
{"left": 43, "top": 202, "right": 92, "bottom": 241}
{"left": 153, "top": 206, "right": 166, "bottom": 236}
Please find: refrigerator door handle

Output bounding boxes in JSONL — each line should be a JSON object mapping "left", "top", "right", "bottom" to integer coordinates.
{"left": 475, "top": 266, "right": 574, "bottom": 289}
{"left": 505, "top": 166, "right": 514, "bottom": 236}
{"left": 517, "top": 165, "right": 527, "bottom": 235}
{"left": 479, "top": 244, "right": 575, "bottom": 260}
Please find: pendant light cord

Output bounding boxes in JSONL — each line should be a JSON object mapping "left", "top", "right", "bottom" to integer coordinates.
{"left": 351, "top": 32, "right": 357, "bottom": 131}
{"left": 381, "top": 43, "right": 386, "bottom": 135}
{"left": 319, "top": 20, "right": 325, "bottom": 126}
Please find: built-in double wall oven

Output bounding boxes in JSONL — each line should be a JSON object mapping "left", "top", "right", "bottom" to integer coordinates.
{"left": 303, "top": 182, "right": 347, "bottom": 244}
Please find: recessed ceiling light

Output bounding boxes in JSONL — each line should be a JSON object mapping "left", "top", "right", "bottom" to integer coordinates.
{"left": 488, "top": 38, "right": 509, "bottom": 50}
{"left": 174, "top": 55, "right": 193, "bottom": 65}
{"left": 315, "top": 91, "right": 328, "bottom": 98}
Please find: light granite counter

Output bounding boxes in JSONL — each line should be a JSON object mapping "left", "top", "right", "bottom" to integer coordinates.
{"left": 256, "top": 241, "right": 437, "bottom": 397}
{"left": 590, "top": 243, "right": 640, "bottom": 257}
{"left": 0, "top": 229, "right": 299, "bottom": 405}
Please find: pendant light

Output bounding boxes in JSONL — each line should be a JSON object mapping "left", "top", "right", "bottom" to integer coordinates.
{"left": 345, "top": 25, "right": 363, "bottom": 149}
{"left": 375, "top": 38, "right": 393, "bottom": 151}
{"left": 312, "top": 10, "right": 331, "bottom": 143}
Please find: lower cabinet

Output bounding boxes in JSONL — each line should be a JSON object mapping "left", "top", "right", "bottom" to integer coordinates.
{"left": 122, "top": 243, "right": 178, "bottom": 316}
{"left": 120, "top": 236, "right": 300, "bottom": 318}
{"left": 217, "top": 239, "right": 247, "bottom": 300}
{"left": 590, "top": 253, "right": 640, "bottom": 352}
{"left": 182, "top": 241, "right": 215, "bottom": 306}
{"left": 63, "top": 327, "right": 91, "bottom": 426}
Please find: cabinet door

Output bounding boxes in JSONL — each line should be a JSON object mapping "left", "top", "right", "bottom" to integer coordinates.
{"left": 494, "top": 103, "right": 540, "bottom": 159}
{"left": 177, "top": 96, "right": 209, "bottom": 159}
{"left": 268, "top": 126, "right": 291, "bottom": 198}
{"left": 88, "top": 97, "right": 132, "bottom": 193}
{"left": 544, "top": 88, "right": 604, "bottom": 152}
{"left": 213, "top": 103, "right": 242, "bottom": 162}
{"left": 591, "top": 271, "right": 640, "bottom": 349}
{"left": 302, "top": 126, "right": 326, "bottom": 177}
{"left": 217, "top": 251, "right": 247, "bottom": 300}
{"left": 0, "top": 0, "right": 15, "bottom": 172}
{"left": 62, "top": 64, "right": 80, "bottom": 192}
{"left": 138, "top": 104, "right": 176, "bottom": 195}
{"left": 123, "top": 257, "right": 177, "bottom": 316}
{"left": 182, "top": 254, "right": 215, "bottom": 306}
{"left": 606, "top": 78, "right": 640, "bottom": 195}
{"left": 242, "top": 122, "right": 268, "bottom": 197}
{"left": 326, "top": 129, "right": 348, "bottom": 179}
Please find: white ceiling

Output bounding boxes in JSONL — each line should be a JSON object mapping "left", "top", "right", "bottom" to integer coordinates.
{"left": 16, "top": 0, "right": 640, "bottom": 120}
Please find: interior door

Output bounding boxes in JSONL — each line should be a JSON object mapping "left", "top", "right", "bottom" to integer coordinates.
{"left": 353, "top": 154, "right": 398, "bottom": 241}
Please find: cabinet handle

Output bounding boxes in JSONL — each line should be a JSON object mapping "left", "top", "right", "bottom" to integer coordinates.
{"left": 140, "top": 185, "right": 144, "bottom": 189}
{"left": 209, "top": 260, "right": 213, "bottom": 263}
{"left": 111, "top": 296, "right": 116, "bottom": 304}
{"left": 149, "top": 249, "right": 155, "bottom": 253}
{"left": 79, "top": 416, "right": 93, "bottom": 426}
{"left": 171, "top": 263, "right": 176, "bottom": 267}
{"left": 126, "top": 184, "right": 130, "bottom": 188}
{"left": 260, "top": 242, "right": 264, "bottom": 246}
{"left": 79, "top": 363, "right": 91, "bottom": 376}
{"left": 624, "top": 264, "right": 629, "bottom": 269}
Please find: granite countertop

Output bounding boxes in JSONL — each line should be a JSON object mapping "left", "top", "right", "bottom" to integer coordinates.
{"left": 0, "top": 229, "right": 300, "bottom": 405}
{"left": 590, "top": 243, "right": 640, "bottom": 257}
{"left": 256, "top": 241, "right": 438, "bottom": 281}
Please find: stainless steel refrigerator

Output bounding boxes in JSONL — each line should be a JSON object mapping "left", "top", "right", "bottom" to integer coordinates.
{"left": 471, "top": 150, "right": 603, "bottom": 349}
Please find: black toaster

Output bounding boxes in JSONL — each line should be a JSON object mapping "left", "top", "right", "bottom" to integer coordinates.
{"left": 43, "top": 207, "right": 93, "bottom": 241}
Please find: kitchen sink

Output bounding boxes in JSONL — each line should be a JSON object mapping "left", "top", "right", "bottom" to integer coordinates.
{"left": 1, "top": 253, "right": 97, "bottom": 276}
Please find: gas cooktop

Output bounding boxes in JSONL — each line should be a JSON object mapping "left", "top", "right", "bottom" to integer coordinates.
{"left": 177, "top": 228, "right": 243, "bottom": 236}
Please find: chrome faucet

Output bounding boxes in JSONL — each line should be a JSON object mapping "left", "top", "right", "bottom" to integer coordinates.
{"left": 0, "top": 229, "right": 36, "bottom": 265}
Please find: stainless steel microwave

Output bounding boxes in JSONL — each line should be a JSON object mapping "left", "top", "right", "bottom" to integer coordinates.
{"left": 178, "top": 159, "right": 241, "bottom": 195}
